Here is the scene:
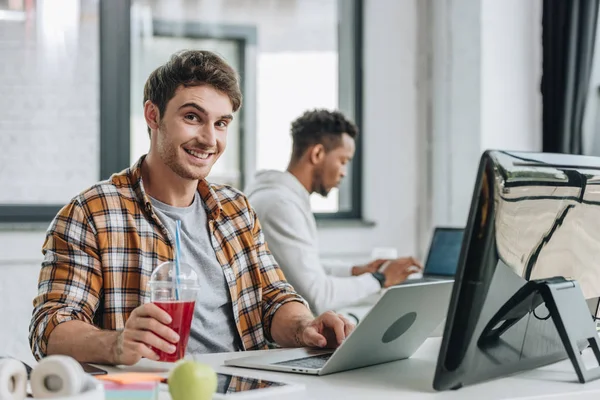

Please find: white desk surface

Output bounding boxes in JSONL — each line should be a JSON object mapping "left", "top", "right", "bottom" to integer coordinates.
{"left": 102, "top": 337, "right": 600, "bottom": 400}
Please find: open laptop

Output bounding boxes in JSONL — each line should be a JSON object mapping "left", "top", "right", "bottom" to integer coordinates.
{"left": 224, "top": 280, "right": 453, "bottom": 375}
{"left": 395, "top": 227, "right": 463, "bottom": 285}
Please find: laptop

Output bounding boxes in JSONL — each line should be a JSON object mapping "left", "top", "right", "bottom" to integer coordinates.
{"left": 394, "top": 227, "right": 463, "bottom": 285}
{"left": 224, "top": 280, "right": 453, "bottom": 375}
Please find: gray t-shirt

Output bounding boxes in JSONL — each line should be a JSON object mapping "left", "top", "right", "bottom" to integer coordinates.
{"left": 149, "top": 191, "right": 240, "bottom": 354}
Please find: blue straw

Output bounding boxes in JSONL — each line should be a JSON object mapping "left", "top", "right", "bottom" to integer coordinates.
{"left": 174, "top": 220, "right": 182, "bottom": 301}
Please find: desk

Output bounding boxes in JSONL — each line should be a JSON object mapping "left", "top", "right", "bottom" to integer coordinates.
{"left": 104, "top": 338, "right": 600, "bottom": 399}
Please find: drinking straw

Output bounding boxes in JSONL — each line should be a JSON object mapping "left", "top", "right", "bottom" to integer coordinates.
{"left": 174, "top": 220, "right": 182, "bottom": 300}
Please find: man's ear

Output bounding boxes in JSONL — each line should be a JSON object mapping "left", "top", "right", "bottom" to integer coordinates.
{"left": 143, "top": 100, "right": 160, "bottom": 132}
{"left": 308, "top": 144, "right": 326, "bottom": 165}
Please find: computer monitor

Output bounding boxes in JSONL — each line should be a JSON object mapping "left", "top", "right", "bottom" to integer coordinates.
{"left": 424, "top": 227, "right": 464, "bottom": 277}
{"left": 433, "top": 150, "right": 600, "bottom": 390}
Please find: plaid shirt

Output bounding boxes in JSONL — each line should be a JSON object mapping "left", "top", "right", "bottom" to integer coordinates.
{"left": 29, "top": 156, "right": 307, "bottom": 360}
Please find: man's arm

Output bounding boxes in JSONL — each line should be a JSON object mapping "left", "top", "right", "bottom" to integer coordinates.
{"left": 46, "top": 321, "right": 119, "bottom": 364}
{"left": 47, "top": 304, "right": 179, "bottom": 365}
{"left": 29, "top": 200, "right": 104, "bottom": 360}
{"left": 245, "top": 202, "right": 311, "bottom": 342}
{"left": 257, "top": 201, "right": 380, "bottom": 315}
{"left": 30, "top": 200, "right": 178, "bottom": 365}
{"left": 322, "top": 259, "right": 386, "bottom": 277}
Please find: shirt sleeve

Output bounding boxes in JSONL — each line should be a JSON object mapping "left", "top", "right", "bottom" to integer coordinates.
{"left": 246, "top": 202, "right": 309, "bottom": 342}
{"left": 29, "top": 199, "right": 103, "bottom": 360}
{"left": 258, "top": 201, "right": 380, "bottom": 316}
{"left": 321, "top": 259, "right": 355, "bottom": 277}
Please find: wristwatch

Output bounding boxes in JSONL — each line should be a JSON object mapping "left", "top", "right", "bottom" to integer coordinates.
{"left": 371, "top": 271, "right": 386, "bottom": 288}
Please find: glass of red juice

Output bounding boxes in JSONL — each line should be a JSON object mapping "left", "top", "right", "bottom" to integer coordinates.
{"left": 148, "top": 261, "right": 200, "bottom": 362}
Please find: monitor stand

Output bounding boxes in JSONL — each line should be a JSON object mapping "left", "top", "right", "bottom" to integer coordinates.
{"left": 478, "top": 276, "right": 600, "bottom": 383}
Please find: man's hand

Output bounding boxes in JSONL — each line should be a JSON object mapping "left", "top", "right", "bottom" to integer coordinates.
{"left": 113, "top": 303, "right": 180, "bottom": 365}
{"left": 351, "top": 259, "right": 387, "bottom": 276}
{"left": 296, "top": 311, "right": 355, "bottom": 349}
{"left": 381, "top": 257, "right": 422, "bottom": 287}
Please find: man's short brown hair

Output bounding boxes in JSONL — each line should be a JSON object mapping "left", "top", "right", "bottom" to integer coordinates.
{"left": 143, "top": 50, "right": 242, "bottom": 134}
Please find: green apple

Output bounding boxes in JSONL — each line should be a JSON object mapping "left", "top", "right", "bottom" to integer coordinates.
{"left": 168, "top": 360, "right": 217, "bottom": 400}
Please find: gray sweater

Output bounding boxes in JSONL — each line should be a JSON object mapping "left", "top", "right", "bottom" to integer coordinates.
{"left": 245, "top": 170, "right": 380, "bottom": 315}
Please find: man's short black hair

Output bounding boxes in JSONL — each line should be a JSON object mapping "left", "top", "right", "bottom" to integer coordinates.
{"left": 290, "top": 109, "right": 358, "bottom": 160}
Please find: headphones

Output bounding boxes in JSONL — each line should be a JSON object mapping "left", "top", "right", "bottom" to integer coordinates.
{"left": 0, "top": 356, "right": 103, "bottom": 400}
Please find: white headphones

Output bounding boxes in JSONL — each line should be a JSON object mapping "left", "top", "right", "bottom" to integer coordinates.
{"left": 0, "top": 356, "right": 103, "bottom": 400}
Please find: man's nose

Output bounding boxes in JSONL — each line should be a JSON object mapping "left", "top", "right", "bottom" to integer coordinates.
{"left": 199, "top": 124, "right": 217, "bottom": 148}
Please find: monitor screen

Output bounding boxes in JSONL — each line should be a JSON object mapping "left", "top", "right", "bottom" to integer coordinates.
{"left": 433, "top": 150, "right": 600, "bottom": 390}
{"left": 425, "top": 228, "right": 464, "bottom": 276}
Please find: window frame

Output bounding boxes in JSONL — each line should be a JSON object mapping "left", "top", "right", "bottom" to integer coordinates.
{"left": 314, "top": 0, "right": 364, "bottom": 220}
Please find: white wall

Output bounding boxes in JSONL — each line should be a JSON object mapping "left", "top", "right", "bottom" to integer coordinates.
{"left": 481, "top": 0, "right": 542, "bottom": 153}
{"left": 321, "top": 0, "right": 543, "bottom": 259}
{"left": 428, "top": 0, "right": 543, "bottom": 235}
{"left": 430, "top": 0, "right": 483, "bottom": 232}
{"left": 318, "top": 0, "right": 422, "bottom": 260}
{"left": 0, "top": 231, "right": 43, "bottom": 364}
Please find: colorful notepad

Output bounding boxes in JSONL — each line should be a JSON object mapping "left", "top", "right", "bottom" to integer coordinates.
{"left": 97, "top": 373, "right": 163, "bottom": 400}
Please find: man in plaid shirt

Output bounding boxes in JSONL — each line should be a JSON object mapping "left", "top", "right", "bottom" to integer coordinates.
{"left": 29, "top": 50, "right": 354, "bottom": 365}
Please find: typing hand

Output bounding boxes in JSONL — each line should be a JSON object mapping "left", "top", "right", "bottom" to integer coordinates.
{"left": 296, "top": 312, "right": 355, "bottom": 349}
{"left": 381, "top": 257, "right": 423, "bottom": 287}
{"left": 113, "top": 303, "right": 180, "bottom": 365}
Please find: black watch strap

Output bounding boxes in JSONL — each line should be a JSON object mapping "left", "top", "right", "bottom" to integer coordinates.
{"left": 371, "top": 271, "right": 386, "bottom": 288}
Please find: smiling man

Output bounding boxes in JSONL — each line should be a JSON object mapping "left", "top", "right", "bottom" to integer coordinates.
{"left": 29, "top": 50, "right": 354, "bottom": 365}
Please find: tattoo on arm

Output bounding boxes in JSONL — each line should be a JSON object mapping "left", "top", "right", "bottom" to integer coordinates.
{"left": 294, "top": 316, "right": 313, "bottom": 347}
{"left": 294, "top": 325, "right": 304, "bottom": 347}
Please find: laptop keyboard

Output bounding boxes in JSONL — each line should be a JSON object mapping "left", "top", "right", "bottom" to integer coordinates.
{"left": 273, "top": 353, "right": 333, "bottom": 369}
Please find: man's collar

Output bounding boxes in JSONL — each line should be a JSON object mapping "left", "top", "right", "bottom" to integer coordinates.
{"left": 128, "top": 154, "right": 222, "bottom": 220}
{"left": 283, "top": 171, "right": 311, "bottom": 205}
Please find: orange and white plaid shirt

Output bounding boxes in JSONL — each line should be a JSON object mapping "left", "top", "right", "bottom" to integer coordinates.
{"left": 29, "top": 156, "right": 307, "bottom": 360}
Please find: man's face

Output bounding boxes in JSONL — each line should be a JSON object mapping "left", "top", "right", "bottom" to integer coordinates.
{"left": 313, "top": 133, "right": 356, "bottom": 197}
{"left": 151, "top": 85, "right": 234, "bottom": 180}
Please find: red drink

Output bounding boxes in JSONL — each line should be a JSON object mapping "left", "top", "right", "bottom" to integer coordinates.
{"left": 152, "top": 300, "right": 195, "bottom": 362}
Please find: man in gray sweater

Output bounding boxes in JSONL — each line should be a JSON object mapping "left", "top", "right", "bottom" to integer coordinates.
{"left": 245, "top": 109, "right": 421, "bottom": 316}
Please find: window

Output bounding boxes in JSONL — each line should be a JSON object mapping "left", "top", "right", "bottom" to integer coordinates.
{"left": 0, "top": 0, "right": 362, "bottom": 222}
{"left": 0, "top": 0, "right": 100, "bottom": 222}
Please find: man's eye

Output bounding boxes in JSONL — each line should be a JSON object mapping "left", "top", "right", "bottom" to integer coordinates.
{"left": 216, "top": 120, "right": 228, "bottom": 128}
{"left": 185, "top": 114, "right": 198, "bottom": 121}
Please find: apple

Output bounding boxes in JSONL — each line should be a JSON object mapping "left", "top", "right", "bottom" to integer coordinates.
{"left": 168, "top": 360, "right": 218, "bottom": 400}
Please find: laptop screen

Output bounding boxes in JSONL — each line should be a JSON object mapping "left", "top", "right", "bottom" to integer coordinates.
{"left": 424, "top": 228, "right": 464, "bottom": 277}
